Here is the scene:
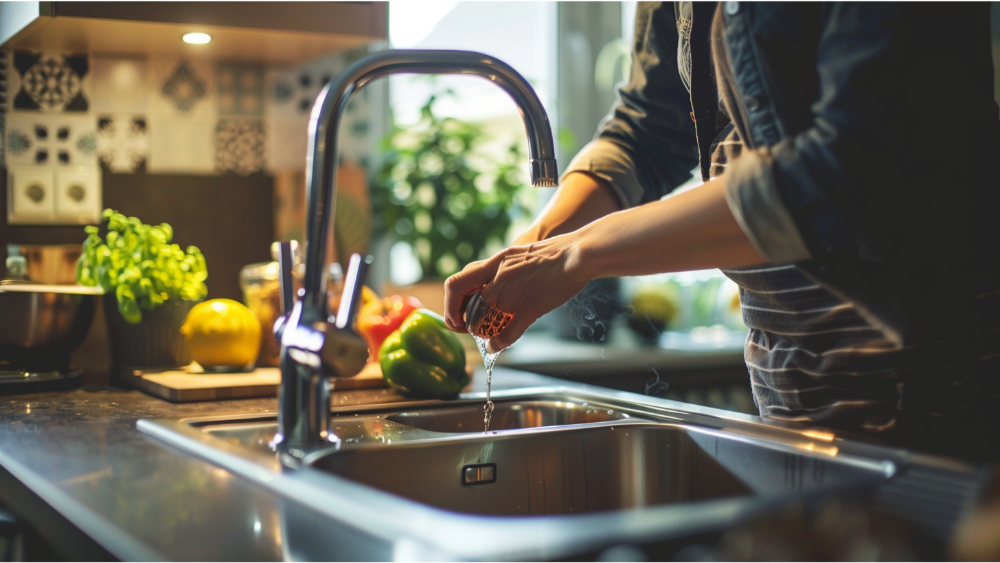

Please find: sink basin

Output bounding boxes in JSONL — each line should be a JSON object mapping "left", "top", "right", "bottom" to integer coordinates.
{"left": 137, "top": 381, "right": 981, "bottom": 560}
{"left": 309, "top": 421, "right": 883, "bottom": 517}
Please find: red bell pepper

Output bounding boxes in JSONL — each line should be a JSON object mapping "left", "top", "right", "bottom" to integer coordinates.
{"left": 355, "top": 295, "right": 424, "bottom": 359}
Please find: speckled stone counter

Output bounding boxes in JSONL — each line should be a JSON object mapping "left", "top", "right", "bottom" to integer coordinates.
{"left": 0, "top": 371, "right": 542, "bottom": 561}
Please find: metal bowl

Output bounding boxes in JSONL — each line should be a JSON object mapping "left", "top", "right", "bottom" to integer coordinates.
{"left": 0, "top": 283, "right": 103, "bottom": 373}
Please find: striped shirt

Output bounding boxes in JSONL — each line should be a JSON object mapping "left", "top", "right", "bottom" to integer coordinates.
{"left": 711, "top": 94, "right": 1000, "bottom": 452}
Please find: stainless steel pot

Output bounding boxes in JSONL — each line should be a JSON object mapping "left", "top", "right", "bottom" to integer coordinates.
{"left": 0, "top": 282, "right": 103, "bottom": 373}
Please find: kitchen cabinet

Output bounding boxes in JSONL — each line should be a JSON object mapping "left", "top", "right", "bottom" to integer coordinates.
{"left": 0, "top": 1, "right": 387, "bottom": 64}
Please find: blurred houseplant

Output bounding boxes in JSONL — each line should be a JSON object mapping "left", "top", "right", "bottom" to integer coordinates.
{"left": 372, "top": 87, "right": 533, "bottom": 282}
{"left": 77, "top": 209, "right": 208, "bottom": 369}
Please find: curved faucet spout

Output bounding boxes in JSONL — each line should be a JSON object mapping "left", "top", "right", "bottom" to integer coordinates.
{"left": 301, "top": 49, "right": 558, "bottom": 320}
{"left": 277, "top": 49, "right": 557, "bottom": 455}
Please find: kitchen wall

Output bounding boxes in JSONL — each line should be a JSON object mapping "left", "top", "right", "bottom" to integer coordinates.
{"left": 0, "top": 45, "right": 378, "bottom": 300}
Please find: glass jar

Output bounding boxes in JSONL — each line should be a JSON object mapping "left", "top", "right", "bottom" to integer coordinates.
{"left": 239, "top": 257, "right": 345, "bottom": 367}
{"left": 239, "top": 261, "right": 283, "bottom": 367}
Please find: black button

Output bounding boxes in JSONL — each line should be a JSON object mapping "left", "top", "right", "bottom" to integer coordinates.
{"left": 746, "top": 95, "right": 761, "bottom": 111}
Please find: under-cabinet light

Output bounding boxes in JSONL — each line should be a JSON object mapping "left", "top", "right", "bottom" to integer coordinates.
{"left": 182, "top": 32, "right": 212, "bottom": 45}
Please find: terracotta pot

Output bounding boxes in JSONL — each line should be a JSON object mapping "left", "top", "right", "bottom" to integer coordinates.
{"left": 103, "top": 295, "right": 197, "bottom": 371}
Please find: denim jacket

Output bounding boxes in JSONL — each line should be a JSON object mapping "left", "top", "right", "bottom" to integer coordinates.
{"left": 564, "top": 2, "right": 1000, "bottom": 348}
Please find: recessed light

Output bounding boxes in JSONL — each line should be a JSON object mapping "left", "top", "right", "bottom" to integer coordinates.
{"left": 182, "top": 32, "right": 212, "bottom": 45}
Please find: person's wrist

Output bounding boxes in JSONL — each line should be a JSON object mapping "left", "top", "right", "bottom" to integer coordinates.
{"left": 513, "top": 227, "right": 543, "bottom": 247}
{"left": 562, "top": 225, "right": 598, "bottom": 284}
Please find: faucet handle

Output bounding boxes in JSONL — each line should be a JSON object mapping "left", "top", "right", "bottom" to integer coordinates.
{"left": 335, "top": 253, "right": 374, "bottom": 330}
{"left": 276, "top": 241, "right": 297, "bottom": 316}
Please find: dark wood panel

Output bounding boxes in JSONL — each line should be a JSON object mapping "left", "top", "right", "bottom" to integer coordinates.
{"left": 102, "top": 172, "right": 275, "bottom": 302}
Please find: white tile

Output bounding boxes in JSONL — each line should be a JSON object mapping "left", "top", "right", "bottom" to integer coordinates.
{"left": 91, "top": 56, "right": 147, "bottom": 113}
{"left": 146, "top": 113, "right": 214, "bottom": 174}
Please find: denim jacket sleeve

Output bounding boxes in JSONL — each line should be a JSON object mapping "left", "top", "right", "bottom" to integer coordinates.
{"left": 562, "top": 2, "right": 700, "bottom": 207}
{"left": 718, "top": 2, "right": 1000, "bottom": 345}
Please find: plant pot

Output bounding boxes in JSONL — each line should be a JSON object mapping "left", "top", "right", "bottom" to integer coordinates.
{"left": 103, "top": 295, "right": 198, "bottom": 371}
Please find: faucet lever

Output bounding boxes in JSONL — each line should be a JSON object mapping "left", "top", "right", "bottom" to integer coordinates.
{"left": 277, "top": 241, "right": 296, "bottom": 315}
{"left": 335, "top": 254, "right": 374, "bottom": 329}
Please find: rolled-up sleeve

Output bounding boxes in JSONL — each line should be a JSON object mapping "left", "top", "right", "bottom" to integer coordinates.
{"left": 723, "top": 148, "right": 812, "bottom": 263}
{"left": 562, "top": 2, "right": 700, "bottom": 209}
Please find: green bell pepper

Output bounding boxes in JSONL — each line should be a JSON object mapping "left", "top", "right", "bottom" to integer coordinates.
{"left": 379, "top": 309, "right": 469, "bottom": 398}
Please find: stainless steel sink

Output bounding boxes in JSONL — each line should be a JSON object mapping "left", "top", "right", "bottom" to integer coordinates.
{"left": 137, "top": 379, "right": 982, "bottom": 560}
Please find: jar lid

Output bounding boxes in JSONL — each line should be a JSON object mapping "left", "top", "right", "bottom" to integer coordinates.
{"left": 239, "top": 261, "right": 280, "bottom": 282}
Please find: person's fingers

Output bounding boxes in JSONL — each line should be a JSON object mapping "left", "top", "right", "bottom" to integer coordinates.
{"left": 486, "top": 315, "right": 532, "bottom": 354}
{"left": 443, "top": 256, "right": 502, "bottom": 332}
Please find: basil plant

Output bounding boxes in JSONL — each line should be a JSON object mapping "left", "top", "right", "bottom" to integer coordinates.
{"left": 77, "top": 209, "right": 208, "bottom": 324}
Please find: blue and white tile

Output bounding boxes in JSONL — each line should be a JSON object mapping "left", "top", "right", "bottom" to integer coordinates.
{"left": 4, "top": 114, "right": 96, "bottom": 167}
{"left": 147, "top": 57, "right": 216, "bottom": 121}
{"left": 217, "top": 63, "right": 265, "bottom": 117}
{"left": 8, "top": 51, "right": 90, "bottom": 113}
{"left": 96, "top": 114, "right": 148, "bottom": 173}
{"left": 91, "top": 56, "right": 147, "bottom": 114}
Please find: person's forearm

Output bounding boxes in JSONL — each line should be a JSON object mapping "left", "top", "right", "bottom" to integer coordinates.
{"left": 515, "top": 172, "right": 623, "bottom": 245}
{"left": 567, "top": 175, "right": 768, "bottom": 279}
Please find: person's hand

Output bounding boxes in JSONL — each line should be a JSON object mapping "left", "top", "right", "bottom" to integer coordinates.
{"left": 444, "top": 232, "right": 589, "bottom": 353}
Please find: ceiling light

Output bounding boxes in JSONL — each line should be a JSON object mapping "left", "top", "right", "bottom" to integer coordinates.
{"left": 182, "top": 32, "right": 212, "bottom": 45}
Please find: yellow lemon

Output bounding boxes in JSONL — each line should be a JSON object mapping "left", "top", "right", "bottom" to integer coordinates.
{"left": 181, "top": 299, "right": 262, "bottom": 370}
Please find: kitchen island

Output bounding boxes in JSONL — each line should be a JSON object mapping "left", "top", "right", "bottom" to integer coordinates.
{"left": 0, "top": 368, "right": 991, "bottom": 561}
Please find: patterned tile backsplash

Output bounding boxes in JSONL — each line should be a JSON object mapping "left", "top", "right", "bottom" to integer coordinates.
{"left": 5, "top": 114, "right": 97, "bottom": 167}
{"left": 97, "top": 114, "right": 148, "bottom": 173}
{"left": 1, "top": 46, "right": 374, "bottom": 179}
{"left": 10, "top": 51, "right": 90, "bottom": 113}
{"left": 217, "top": 63, "right": 265, "bottom": 117}
{"left": 215, "top": 118, "right": 266, "bottom": 175}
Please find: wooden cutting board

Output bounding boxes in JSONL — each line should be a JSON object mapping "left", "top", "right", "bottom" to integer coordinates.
{"left": 128, "top": 361, "right": 385, "bottom": 402}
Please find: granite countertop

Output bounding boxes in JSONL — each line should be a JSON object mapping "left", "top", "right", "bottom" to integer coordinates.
{"left": 0, "top": 371, "right": 547, "bottom": 561}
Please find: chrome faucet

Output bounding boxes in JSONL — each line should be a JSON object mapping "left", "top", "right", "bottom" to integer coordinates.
{"left": 273, "top": 49, "right": 558, "bottom": 458}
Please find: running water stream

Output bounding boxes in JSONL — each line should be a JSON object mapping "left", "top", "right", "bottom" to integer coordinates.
{"left": 465, "top": 291, "right": 511, "bottom": 433}
{"left": 473, "top": 336, "right": 501, "bottom": 432}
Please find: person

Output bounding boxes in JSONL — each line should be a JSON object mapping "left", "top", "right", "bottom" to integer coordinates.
{"left": 443, "top": 2, "right": 1000, "bottom": 460}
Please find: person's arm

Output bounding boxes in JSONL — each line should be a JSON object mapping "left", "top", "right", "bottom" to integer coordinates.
{"left": 514, "top": 2, "right": 699, "bottom": 250}
{"left": 444, "top": 175, "right": 766, "bottom": 351}
{"left": 512, "top": 172, "right": 622, "bottom": 246}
